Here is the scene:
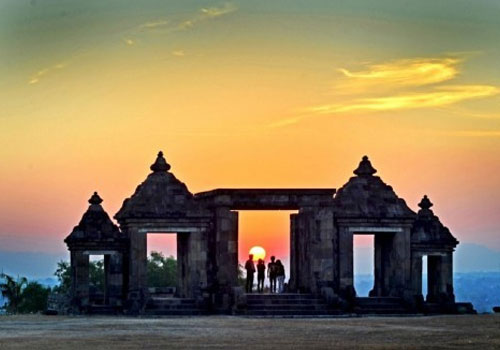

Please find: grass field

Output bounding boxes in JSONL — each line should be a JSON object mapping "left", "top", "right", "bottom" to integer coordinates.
{"left": 0, "top": 314, "right": 498, "bottom": 349}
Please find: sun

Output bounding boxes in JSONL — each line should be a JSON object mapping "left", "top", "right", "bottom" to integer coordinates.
{"left": 249, "top": 246, "right": 266, "bottom": 261}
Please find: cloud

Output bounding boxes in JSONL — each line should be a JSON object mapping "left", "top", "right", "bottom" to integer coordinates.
{"left": 201, "top": 3, "right": 237, "bottom": 18}
{"left": 123, "top": 38, "right": 135, "bottom": 46}
{"left": 338, "top": 57, "right": 461, "bottom": 89}
{"left": 311, "top": 85, "right": 499, "bottom": 114}
{"left": 139, "top": 19, "right": 169, "bottom": 29}
{"left": 28, "top": 62, "right": 67, "bottom": 85}
{"left": 269, "top": 55, "right": 499, "bottom": 126}
{"left": 172, "top": 50, "right": 185, "bottom": 57}
{"left": 130, "top": 3, "right": 237, "bottom": 45}
{"left": 178, "top": 3, "right": 237, "bottom": 30}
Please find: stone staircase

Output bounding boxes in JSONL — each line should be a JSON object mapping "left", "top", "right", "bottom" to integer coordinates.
{"left": 241, "top": 293, "right": 339, "bottom": 316}
{"left": 354, "top": 297, "right": 410, "bottom": 315}
{"left": 145, "top": 297, "right": 208, "bottom": 315}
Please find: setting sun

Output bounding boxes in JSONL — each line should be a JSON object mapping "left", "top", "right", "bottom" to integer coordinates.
{"left": 249, "top": 246, "right": 266, "bottom": 261}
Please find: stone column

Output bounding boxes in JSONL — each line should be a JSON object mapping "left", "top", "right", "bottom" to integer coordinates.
{"left": 294, "top": 211, "right": 311, "bottom": 293}
{"left": 127, "top": 226, "right": 147, "bottom": 311}
{"left": 338, "top": 226, "right": 354, "bottom": 299}
{"left": 215, "top": 208, "right": 239, "bottom": 289}
{"left": 177, "top": 232, "right": 189, "bottom": 298}
{"left": 441, "top": 251, "right": 455, "bottom": 303}
{"left": 289, "top": 213, "right": 298, "bottom": 291}
{"left": 70, "top": 250, "right": 89, "bottom": 310}
{"left": 386, "top": 228, "right": 412, "bottom": 299}
{"left": 106, "top": 253, "right": 124, "bottom": 306}
{"left": 371, "top": 234, "right": 384, "bottom": 296}
{"left": 410, "top": 252, "right": 423, "bottom": 298}
{"left": 308, "top": 208, "right": 335, "bottom": 294}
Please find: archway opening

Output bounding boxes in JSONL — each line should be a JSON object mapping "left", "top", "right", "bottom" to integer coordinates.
{"left": 353, "top": 235, "right": 374, "bottom": 297}
{"left": 88, "top": 254, "right": 105, "bottom": 305}
{"left": 238, "top": 211, "right": 296, "bottom": 293}
{"left": 146, "top": 233, "right": 177, "bottom": 296}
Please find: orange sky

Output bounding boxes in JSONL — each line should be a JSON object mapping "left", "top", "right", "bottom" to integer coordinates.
{"left": 0, "top": 1, "right": 499, "bottom": 263}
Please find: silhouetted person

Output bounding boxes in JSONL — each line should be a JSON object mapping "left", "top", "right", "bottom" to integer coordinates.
{"left": 267, "top": 256, "right": 277, "bottom": 293}
{"left": 256, "top": 259, "right": 266, "bottom": 293}
{"left": 244, "top": 254, "right": 256, "bottom": 293}
{"left": 276, "top": 259, "right": 285, "bottom": 293}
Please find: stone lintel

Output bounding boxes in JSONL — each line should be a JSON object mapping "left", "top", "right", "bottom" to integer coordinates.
{"left": 195, "top": 188, "right": 336, "bottom": 210}
{"left": 137, "top": 227, "right": 201, "bottom": 234}
{"left": 83, "top": 250, "right": 120, "bottom": 255}
{"left": 349, "top": 227, "right": 403, "bottom": 233}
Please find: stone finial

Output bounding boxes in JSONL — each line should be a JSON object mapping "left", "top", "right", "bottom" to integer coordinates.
{"left": 418, "top": 195, "right": 433, "bottom": 210}
{"left": 88, "top": 192, "right": 103, "bottom": 205}
{"left": 150, "top": 151, "right": 171, "bottom": 172}
{"left": 353, "top": 155, "right": 377, "bottom": 176}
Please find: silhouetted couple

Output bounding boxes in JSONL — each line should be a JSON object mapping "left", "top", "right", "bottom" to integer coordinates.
{"left": 267, "top": 256, "right": 285, "bottom": 293}
{"left": 245, "top": 255, "right": 285, "bottom": 293}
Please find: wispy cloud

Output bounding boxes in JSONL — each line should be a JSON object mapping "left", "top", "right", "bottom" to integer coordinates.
{"left": 178, "top": 3, "right": 237, "bottom": 30}
{"left": 172, "top": 50, "right": 186, "bottom": 57}
{"left": 337, "top": 57, "right": 461, "bottom": 89}
{"left": 135, "top": 3, "right": 236, "bottom": 35}
{"left": 270, "top": 55, "right": 500, "bottom": 126}
{"left": 311, "top": 85, "right": 499, "bottom": 114}
{"left": 28, "top": 62, "right": 67, "bottom": 85}
{"left": 139, "top": 19, "right": 169, "bottom": 30}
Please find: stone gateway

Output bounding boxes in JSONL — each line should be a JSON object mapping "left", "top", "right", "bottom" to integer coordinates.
{"left": 64, "top": 152, "right": 475, "bottom": 315}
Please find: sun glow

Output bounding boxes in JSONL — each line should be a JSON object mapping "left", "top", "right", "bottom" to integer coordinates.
{"left": 249, "top": 246, "right": 266, "bottom": 261}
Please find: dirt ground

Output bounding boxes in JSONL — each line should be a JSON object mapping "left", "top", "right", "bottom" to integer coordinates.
{"left": 0, "top": 314, "right": 498, "bottom": 349}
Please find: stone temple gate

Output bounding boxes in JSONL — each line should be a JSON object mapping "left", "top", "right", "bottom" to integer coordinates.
{"left": 65, "top": 152, "right": 474, "bottom": 315}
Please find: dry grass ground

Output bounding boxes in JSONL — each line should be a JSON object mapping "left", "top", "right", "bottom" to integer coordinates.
{"left": 0, "top": 314, "right": 498, "bottom": 349}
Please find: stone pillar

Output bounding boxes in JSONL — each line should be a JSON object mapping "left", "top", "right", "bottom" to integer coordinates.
{"left": 215, "top": 208, "right": 239, "bottom": 289}
{"left": 372, "top": 234, "right": 387, "bottom": 296}
{"left": 106, "top": 253, "right": 124, "bottom": 306}
{"left": 177, "top": 232, "right": 189, "bottom": 298}
{"left": 308, "top": 208, "right": 335, "bottom": 294}
{"left": 289, "top": 213, "right": 298, "bottom": 291}
{"left": 386, "top": 228, "right": 412, "bottom": 299}
{"left": 338, "top": 226, "right": 354, "bottom": 299}
{"left": 410, "top": 252, "right": 423, "bottom": 298}
{"left": 294, "top": 211, "right": 312, "bottom": 293}
{"left": 127, "top": 226, "right": 147, "bottom": 311}
{"left": 441, "top": 251, "right": 455, "bottom": 303}
{"left": 71, "top": 250, "right": 89, "bottom": 310}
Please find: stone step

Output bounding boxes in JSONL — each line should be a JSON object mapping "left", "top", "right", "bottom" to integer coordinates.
{"left": 355, "top": 297, "right": 404, "bottom": 305}
{"left": 246, "top": 293, "right": 317, "bottom": 299}
{"left": 247, "top": 298, "right": 324, "bottom": 305}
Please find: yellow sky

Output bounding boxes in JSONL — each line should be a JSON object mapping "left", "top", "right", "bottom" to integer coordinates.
{"left": 0, "top": 1, "right": 499, "bottom": 256}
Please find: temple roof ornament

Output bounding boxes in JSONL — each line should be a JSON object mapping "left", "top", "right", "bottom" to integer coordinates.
{"left": 88, "top": 191, "right": 103, "bottom": 205}
{"left": 353, "top": 155, "right": 377, "bottom": 176}
{"left": 418, "top": 195, "right": 433, "bottom": 210}
{"left": 150, "top": 151, "right": 171, "bottom": 172}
